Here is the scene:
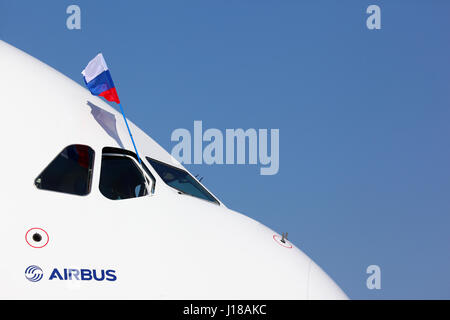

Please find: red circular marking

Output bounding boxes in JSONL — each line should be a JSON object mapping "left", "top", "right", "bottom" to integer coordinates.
{"left": 25, "top": 228, "right": 49, "bottom": 248}
{"left": 273, "top": 234, "right": 293, "bottom": 249}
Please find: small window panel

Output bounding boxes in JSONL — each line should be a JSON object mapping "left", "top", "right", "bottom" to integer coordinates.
{"left": 99, "top": 150, "right": 151, "bottom": 200}
{"left": 146, "top": 157, "right": 219, "bottom": 205}
{"left": 34, "top": 144, "right": 95, "bottom": 196}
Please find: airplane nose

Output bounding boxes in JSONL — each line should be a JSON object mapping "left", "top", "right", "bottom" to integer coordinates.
{"left": 307, "top": 260, "right": 349, "bottom": 300}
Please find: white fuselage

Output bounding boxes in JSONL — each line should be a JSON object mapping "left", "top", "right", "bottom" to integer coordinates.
{"left": 0, "top": 40, "right": 347, "bottom": 299}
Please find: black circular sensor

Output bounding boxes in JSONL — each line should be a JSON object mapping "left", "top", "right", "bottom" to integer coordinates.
{"left": 32, "top": 233, "right": 42, "bottom": 242}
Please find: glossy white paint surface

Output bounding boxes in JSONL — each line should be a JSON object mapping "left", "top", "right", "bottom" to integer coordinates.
{"left": 0, "top": 40, "right": 348, "bottom": 299}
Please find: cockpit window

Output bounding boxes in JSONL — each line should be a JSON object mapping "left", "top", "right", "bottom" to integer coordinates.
{"left": 34, "top": 145, "right": 95, "bottom": 196}
{"left": 99, "top": 153, "right": 149, "bottom": 200}
{"left": 146, "top": 157, "right": 219, "bottom": 205}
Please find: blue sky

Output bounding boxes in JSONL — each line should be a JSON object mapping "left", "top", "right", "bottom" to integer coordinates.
{"left": 2, "top": 1, "right": 450, "bottom": 299}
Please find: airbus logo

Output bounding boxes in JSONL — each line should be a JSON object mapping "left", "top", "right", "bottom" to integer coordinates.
{"left": 25, "top": 265, "right": 44, "bottom": 282}
{"left": 24, "top": 266, "right": 117, "bottom": 282}
{"left": 49, "top": 268, "right": 117, "bottom": 281}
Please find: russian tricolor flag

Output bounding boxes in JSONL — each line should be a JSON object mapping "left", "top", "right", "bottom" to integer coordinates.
{"left": 82, "top": 53, "right": 120, "bottom": 104}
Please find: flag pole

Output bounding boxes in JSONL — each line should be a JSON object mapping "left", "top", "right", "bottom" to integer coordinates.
{"left": 118, "top": 103, "right": 142, "bottom": 164}
{"left": 117, "top": 101, "right": 150, "bottom": 192}
{"left": 82, "top": 53, "right": 142, "bottom": 164}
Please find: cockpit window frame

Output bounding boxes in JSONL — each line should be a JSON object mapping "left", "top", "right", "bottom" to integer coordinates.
{"left": 34, "top": 144, "right": 95, "bottom": 197}
{"left": 99, "top": 147, "right": 156, "bottom": 201}
{"left": 146, "top": 157, "right": 220, "bottom": 206}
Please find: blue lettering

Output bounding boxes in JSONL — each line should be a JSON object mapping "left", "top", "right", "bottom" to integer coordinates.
{"left": 69, "top": 269, "right": 80, "bottom": 280}
{"left": 93, "top": 269, "right": 105, "bottom": 281}
{"left": 47, "top": 267, "right": 116, "bottom": 281}
{"left": 106, "top": 270, "right": 117, "bottom": 281}
{"left": 80, "top": 269, "right": 92, "bottom": 280}
{"left": 49, "top": 268, "right": 63, "bottom": 280}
